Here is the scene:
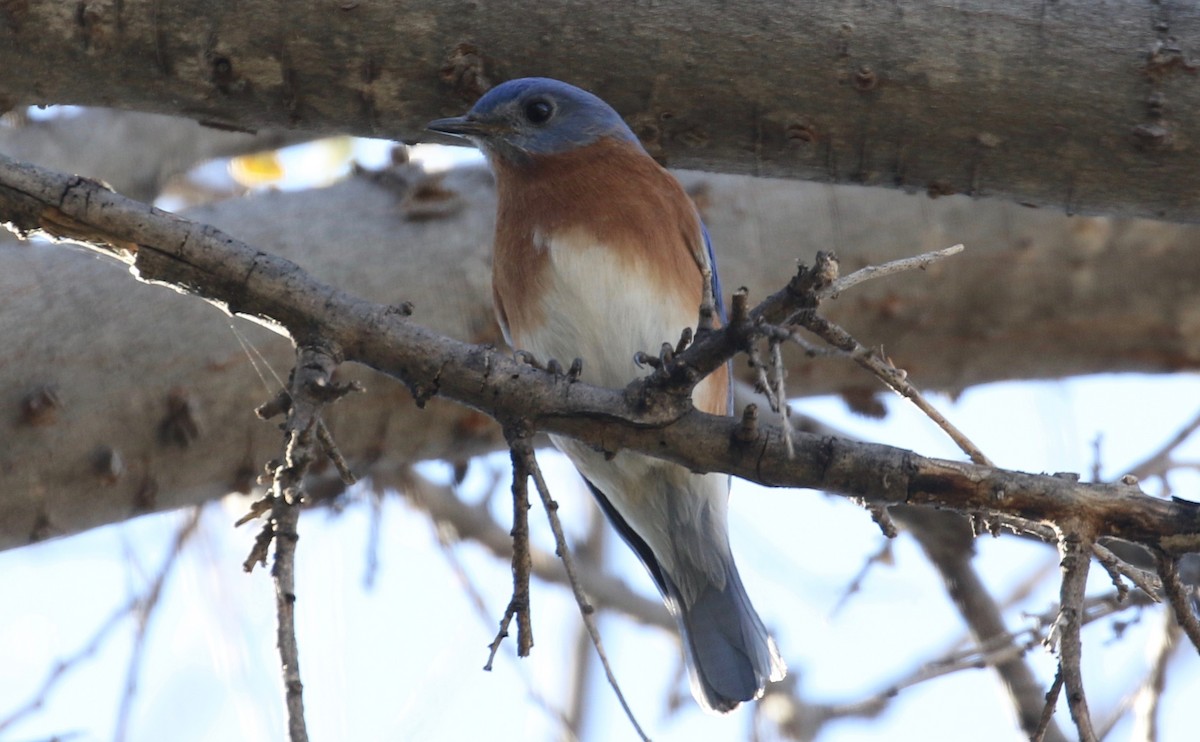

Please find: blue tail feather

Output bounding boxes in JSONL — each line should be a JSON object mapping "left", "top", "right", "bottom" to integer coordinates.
{"left": 584, "top": 479, "right": 781, "bottom": 713}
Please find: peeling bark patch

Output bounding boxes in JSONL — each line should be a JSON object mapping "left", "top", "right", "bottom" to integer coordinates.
{"left": 28, "top": 509, "right": 52, "bottom": 544}
{"left": 158, "top": 387, "right": 201, "bottom": 447}
{"left": 926, "top": 180, "right": 956, "bottom": 198}
{"left": 1143, "top": 39, "right": 1199, "bottom": 81}
{"left": 75, "top": 0, "right": 110, "bottom": 51}
{"left": 441, "top": 42, "right": 492, "bottom": 101}
{"left": 386, "top": 301, "right": 414, "bottom": 317}
{"left": 853, "top": 66, "right": 878, "bottom": 91}
{"left": 0, "top": 0, "right": 29, "bottom": 33}
{"left": 786, "top": 122, "right": 819, "bottom": 145}
{"left": 92, "top": 444, "right": 123, "bottom": 484}
{"left": 231, "top": 461, "right": 256, "bottom": 495}
{"left": 210, "top": 55, "right": 240, "bottom": 95}
{"left": 674, "top": 126, "right": 709, "bottom": 149}
{"left": 360, "top": 55, "right": 381, "bottom": 84}
{"left": 132, "top": 473, "right": 158, "bottom": 512}
{"left": 19, "top": 384, "right": 61, "bottom": 426}
{"left": 1146, "top": 91, "right": 1167, "bottom": 119}
{"left": 1132, "top": 122, "right": 1173, "bottom": 151}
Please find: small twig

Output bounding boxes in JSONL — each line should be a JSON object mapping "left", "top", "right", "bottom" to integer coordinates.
{"left": 1050, "top": 526, "right": 1097, "bottom": 742}
{"left": 830, "top": 538, "right": 894, "bottom": 617}
{"left": 484, "top": 603, "right": 519, "bottom": 672}
{"left": 564, "top": 513, "right": 605, "bottom": 738}
{"left": 510, "top": 433, "right": 650, "bottom": 741}
{"left": 486, "top": 424, "right": 535, "bottom": 665}
{"left": 1125, "top": 406, "right": 1200, "bottom": 482}
{"left": 769, "top": 337, "right": 794, "bottom": 457}
{"left": 427, "top": 513, "right": 579, "bottom": 738}
{"left": 386, "top": 466, "right": 671, "bottom": 630}
{"left": 0, "top": 603, "right": 129, "bottom": 734}
{"left": 864, "top": 503, "right": 898, "bottom": 539}
{"left": 794, "top": 311, "right": 992, "bottom": 466}
{"left": 1092, "top": 542, "right": 1162, "bottom": 603}
{"left": 114, "top": 509, "right": 203, "bottom": 741}
{"left": 235, "top": 495, "right": 274, "bottom": 528}
{"left": 1129, "top": 608, "right": 1180, "bottom": 742}
{"left": 317, "top": 419, "right": 358, "bottom": 485}
{"left": 769, "top": 588, "right": 1139, "bottom": 740}
{"left": 248, "top": 345, "right": 359, "bottom": 742}
{"left": 745, "top": 245, "right": 987, "bottom": 466}
{"left": 819, "top": 244, "right": 964, "bottom": 299}
{"left": 1154, "top": 551, "right": 1200, "bottom": 653}
{"left": 1031, "top": 667, "right": 1064, "bottom": 742}
{"left": 272, "top": 494, "right": 307, "bottom": 742}
{"left": 745, "top": 342, "right": 779, "bottom": 411}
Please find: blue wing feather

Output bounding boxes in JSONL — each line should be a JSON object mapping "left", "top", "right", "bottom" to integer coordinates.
{"left": 700, "top": 222, "right": 726, "bottom": 324}
{"left": 699, "top": 221, "right": 735, "bottom": 415}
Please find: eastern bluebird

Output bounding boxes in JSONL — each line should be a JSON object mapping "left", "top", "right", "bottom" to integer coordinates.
{"left": 429, "top": 78, "right": 785, "bottom": 713}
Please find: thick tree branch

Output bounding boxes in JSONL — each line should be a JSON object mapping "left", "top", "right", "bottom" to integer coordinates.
{"left": 8, "top": 155, "right": 1200, "bottom": 549}
{"left": 2, "top": 154, "right": 1198, "bottom": 561}
{"left": 3, "top": 2, "right": 1200, "bottom": 220}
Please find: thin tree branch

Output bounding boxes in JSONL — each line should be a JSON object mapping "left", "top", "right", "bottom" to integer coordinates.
{"left": 385, "top": 467, "right": 671, "bottom": 630}
{"left": 113, "top": 508, "right": 204, "bottom": 741}
{"left": 1092, "top": 542, "right": 1162, "bottom": 604}
{"left": 242, "top": 345, "right": 362, "bottom": 742}
{"left": 1032, "top": 668, "right": 1065, "bottom": 742}
{"left": 822, "top": 244, "right": 965, "bottom": 296}
{"left": 426, "top": 507, "right": 579, "bottom": 739}
{"left": 1050, "top": 526, "right": 1097, "bottom": 742}
{"left": 793, "top": 306, "right": 993, "bottom": 466}
{"left": 564, "top": 514, "right": 604, "bottom": 740}
{"left": 272, "top": 489, "right": 307, "bottom": 742}
{"left": 1125, "top": 407, "right": 1200, "bottom": 482}
{"left": 484, "top": 424, "right": 535, "bottom": 666}
{"left": 1154, "top": 552, "right": 1200, "bottom": 654}
{"left": 508, "top": 429, "right": 649, "bottom": 742}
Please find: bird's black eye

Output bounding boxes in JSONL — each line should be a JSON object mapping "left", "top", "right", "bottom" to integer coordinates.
{"left": 523, "top": 98, "right": 555, "bottom": 125}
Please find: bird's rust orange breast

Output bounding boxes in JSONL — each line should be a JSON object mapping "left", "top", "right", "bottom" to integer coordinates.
{"left": 492, "top": 141, "right": 702, "bottom": 326}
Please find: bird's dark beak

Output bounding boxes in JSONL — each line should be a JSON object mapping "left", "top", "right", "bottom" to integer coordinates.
{"left": 426, "top": 115, "right": 493, "bottom": 138}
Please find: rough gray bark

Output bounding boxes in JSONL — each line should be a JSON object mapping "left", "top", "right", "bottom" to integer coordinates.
{"left": 6, "top": 157, "right": 1200, "bottom": 549}
{"left": 2, "top": 1, "right": 1200, "bottom": 220}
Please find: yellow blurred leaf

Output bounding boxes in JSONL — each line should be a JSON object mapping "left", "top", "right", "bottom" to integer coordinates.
{"left": 229, "top": 151, "right": 285, "bottom": 186}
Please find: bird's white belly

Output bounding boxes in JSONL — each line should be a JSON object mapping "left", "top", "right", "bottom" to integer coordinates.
{"left": 511, "top": 238, "right": 695, "bottom": 389}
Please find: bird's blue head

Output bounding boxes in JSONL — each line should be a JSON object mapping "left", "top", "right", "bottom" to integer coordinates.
{"left": 427, "top": 78, "right": 641, "bottom": 164}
